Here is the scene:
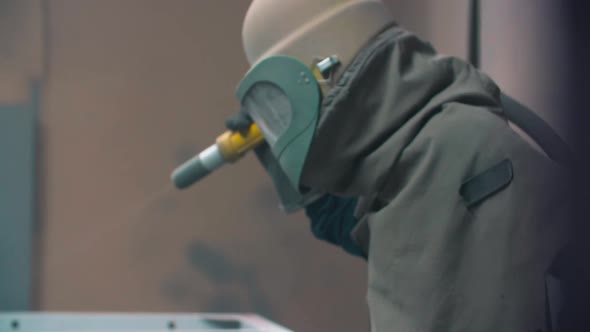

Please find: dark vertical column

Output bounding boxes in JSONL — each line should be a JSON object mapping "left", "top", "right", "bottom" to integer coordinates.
{"left": 560, "top": 1, "right": 590, "bottom": 331}
{"left": 468, "top": 0, "right": 480, "bottom": 68}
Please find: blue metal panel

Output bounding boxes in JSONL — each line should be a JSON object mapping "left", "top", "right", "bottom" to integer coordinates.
{"left": 0, "top": 84, "right": 38, "bottom": 311}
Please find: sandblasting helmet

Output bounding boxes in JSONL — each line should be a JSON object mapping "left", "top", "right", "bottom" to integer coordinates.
{"left": 236, "top": 0, "right": 395, "bottom": 212}
{"left": 171, "top": 1, "right": 395, "bottom": 212}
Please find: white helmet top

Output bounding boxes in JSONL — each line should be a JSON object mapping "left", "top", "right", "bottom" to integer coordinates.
{"left": 242, "top": 0, "right": 395, "bottom": 75}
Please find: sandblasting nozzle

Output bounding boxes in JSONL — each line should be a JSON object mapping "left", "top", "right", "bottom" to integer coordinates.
{"left": 170, "top": 124, "right": 265, "bottom": 189}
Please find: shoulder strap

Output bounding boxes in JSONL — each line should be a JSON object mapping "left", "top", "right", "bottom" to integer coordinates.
{"left": 501, "top": 93, "right": 574, "bottom": 167}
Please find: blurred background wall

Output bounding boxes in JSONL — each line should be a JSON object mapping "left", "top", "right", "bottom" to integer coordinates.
{"left": 0, "top": 0, "right": 43, "bottom": 311}
{"left": 0, "top": 1, "right": 571, "bottom": 331}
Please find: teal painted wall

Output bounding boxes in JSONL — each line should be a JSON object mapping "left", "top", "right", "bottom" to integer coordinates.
{"left": 0, "top": 83, "right": 38, "bottom": 310}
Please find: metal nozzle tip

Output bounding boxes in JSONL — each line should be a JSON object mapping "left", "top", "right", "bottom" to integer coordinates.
{"left": 171, "top": 157, "right": 211, "bottom": 189}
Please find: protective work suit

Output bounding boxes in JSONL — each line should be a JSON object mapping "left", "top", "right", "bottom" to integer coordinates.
{"left": 228, "top": 0, "right": 572, "bottom": 331}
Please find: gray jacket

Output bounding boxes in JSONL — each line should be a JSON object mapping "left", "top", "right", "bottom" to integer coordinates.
{"left": 301, "top": 26, "right": 572, "bottom": 332}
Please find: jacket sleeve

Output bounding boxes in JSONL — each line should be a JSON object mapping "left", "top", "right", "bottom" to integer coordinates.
{"left": 305, "top": 194, "right": 365, "bottom": 258}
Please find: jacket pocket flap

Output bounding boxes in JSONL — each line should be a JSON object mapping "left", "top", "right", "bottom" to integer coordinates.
{"left": 460, "top": 159, "right": 514, "bottom": 208}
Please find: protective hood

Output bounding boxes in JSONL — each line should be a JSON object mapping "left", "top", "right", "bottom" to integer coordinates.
{"left": 301, "top": 25, "right": 503, "bottom": 195}
{"left": 304, "top": 26, "right": 572, "bottom": 332}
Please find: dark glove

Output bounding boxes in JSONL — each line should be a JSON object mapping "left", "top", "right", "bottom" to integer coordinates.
{"left": 305, "top": 194, "right": 365, "bottom": 259}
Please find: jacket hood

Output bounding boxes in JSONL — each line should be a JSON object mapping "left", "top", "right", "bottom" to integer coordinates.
{"left": 300, "top": 25, "right": 503, "bottom": 196}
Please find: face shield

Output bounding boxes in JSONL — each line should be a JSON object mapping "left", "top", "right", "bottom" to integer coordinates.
{"left": 236, "top": 56, "right": 330, "bottom": 212}
{"left": 242, "top": 82, "right": 292, "bottom": 148}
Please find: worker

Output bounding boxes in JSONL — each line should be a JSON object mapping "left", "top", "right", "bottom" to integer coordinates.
{"left": 225, "top": 0, "right": 572, "bottom": 330}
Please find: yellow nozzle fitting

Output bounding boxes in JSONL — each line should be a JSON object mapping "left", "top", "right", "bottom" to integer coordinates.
{"left": 216, "top": 123, "right": 265, "bottom": 162}
{"left": 312, "top": 67, "right": 324, "bottom": 81}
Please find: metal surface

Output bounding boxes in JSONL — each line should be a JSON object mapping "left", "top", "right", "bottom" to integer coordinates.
{"left": 315, "top": 56, "right": 340, "bottom": 77}
{"left": 199, "top": 145, "right": 225, "bottom": 172}
{"left": 0, "top": 82, "right": 39, "bottom": 311}
{"left": 0, "top": 313, "right": 294, "bottom": 332}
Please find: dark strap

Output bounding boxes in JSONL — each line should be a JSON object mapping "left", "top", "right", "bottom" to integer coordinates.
{"left": 501, "top": 93, "right": 574, "bottom": 167}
